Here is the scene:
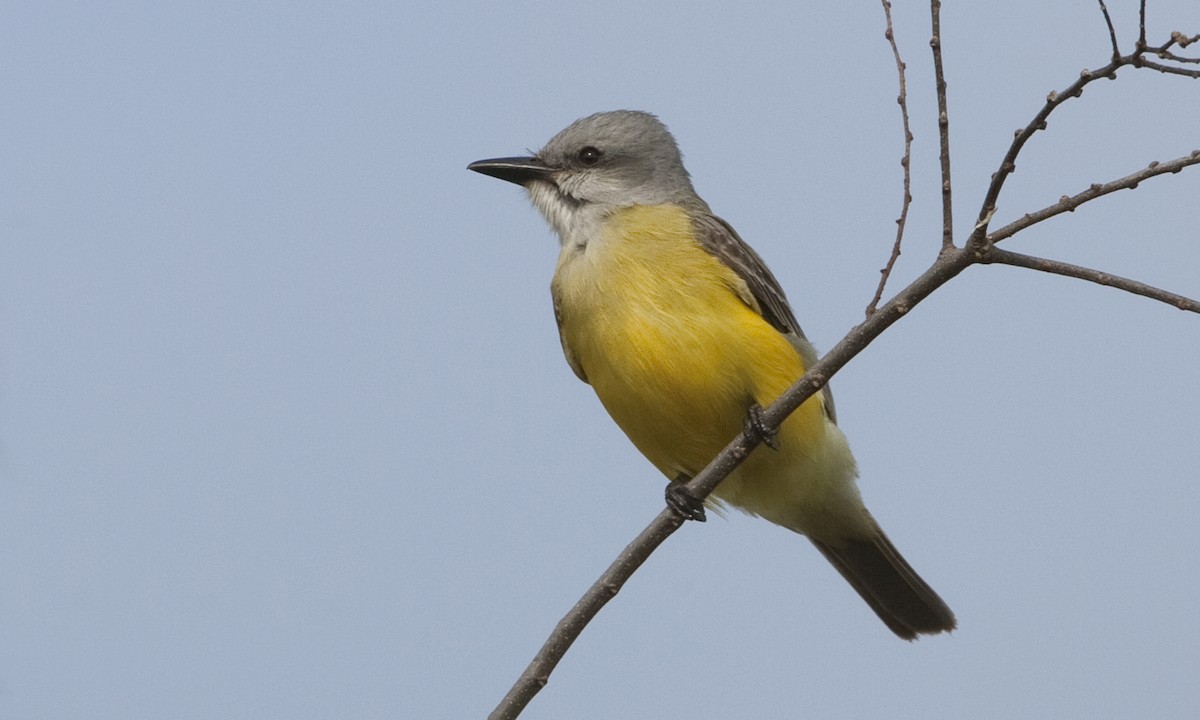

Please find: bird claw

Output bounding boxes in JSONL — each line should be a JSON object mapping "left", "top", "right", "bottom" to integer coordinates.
{"left": 665, "top": 479, "right": 706, "bottom": 522}
{"left": 744, "top": 403, "right": 779, "bottom": 450}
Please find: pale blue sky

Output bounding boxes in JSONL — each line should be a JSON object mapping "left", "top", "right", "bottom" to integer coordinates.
{"left": 3, "top": 2, "right": 1198, "bottom": 718}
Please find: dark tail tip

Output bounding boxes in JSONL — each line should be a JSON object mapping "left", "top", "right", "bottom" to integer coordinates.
{"left": 810, "top": 530, "right": 955, "bottom": 640}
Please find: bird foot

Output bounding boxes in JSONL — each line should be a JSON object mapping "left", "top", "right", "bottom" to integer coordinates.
{"left": 665, "top": 476, "right": 706, "bottom": 522}
{"left": 744, "top": 403, "right": 779, "bottom": 450}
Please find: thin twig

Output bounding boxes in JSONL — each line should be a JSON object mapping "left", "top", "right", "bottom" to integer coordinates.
{"left": 489, "top": 510, "right": 684, "bottom": 720}
{"left": 1139, "top": 0, "right": 1148, "bottom": 51}
{"left": 969, "top": 71, "right": 1114, "bottom": 246}
{"left": 967, "top": 31, "right": 1200, "bottom": 247}
{"left": 986, "top": 150, "right": 1200, "bottom": 244}
{"left": 1099, "top": 1, "right": 1121, "bottom": 61}
{"left": 1152, "top": 31, "right": 1200, "bottom": 59}
{"left": 930, "top": 0, "right": 955, "bottom": 250}
{"left": 1156, "top": 47, "right": 1200, "bottom": 64}
{"left": 867, "top": 0, "right": 914, "bottom": 317}
{"left": 979, "top": 247, "right": 1200, "bottom": 313}
{"left": 1133, "top": 58, "right": 1200, "bottom": 77}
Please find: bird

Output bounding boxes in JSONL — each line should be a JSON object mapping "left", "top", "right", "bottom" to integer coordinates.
{"left": 468, "top": 110, "right": 954, "bottom": 639}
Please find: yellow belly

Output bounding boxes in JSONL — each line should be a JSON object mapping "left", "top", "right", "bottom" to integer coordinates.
{"left": 551, "top": 204, "right": 865, "bottom": 538}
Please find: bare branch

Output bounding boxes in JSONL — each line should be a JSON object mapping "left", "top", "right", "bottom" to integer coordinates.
{"left": 986, "top": 150, "right": 1200, "bottom": 244}
{"left": 968, "top": 25, "right": 1200, "bottom": 246}
{"left": 867, "top": 0, "right": 914, "bottom": 317}
{"left": 969, "top": 69, "right": 1114, "bottom": 246}
{"left": 1143, "top": 28, "right": 1200, "bottom": 70}
{"left": 979, "top": 247, "right": 1200, "bottom": 313}
{"left": 1132, "top": 58, "right": 1200, "bottom": 77}
{"left": 1166, "top": 31, "right": 1200, "bottom": 53}
{"left": 930, "top": 0, "right": 954, "bottom": 250}
{"left": 1152, "top": 31, "right": 1200, "bottom": 60}
{"left": 1098, "top": 1, "right": 1121, "bottom": 61}
{"left": 489, "top": 510, "right": 685, "bottom": 720}
{"left": 1139, "top": 0, "right": 1148, "bottom": 51}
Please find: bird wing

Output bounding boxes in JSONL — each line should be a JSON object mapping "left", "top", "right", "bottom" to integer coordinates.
{"left": 692, "top": 212, "right": 838, "bottom": 424}
{"left": 553, "top": 293, "right": 589, "bottom": 384}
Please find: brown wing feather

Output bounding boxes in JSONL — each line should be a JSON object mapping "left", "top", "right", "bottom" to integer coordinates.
{"left": 691, "top": 212, "right": 837, "bottom": 423}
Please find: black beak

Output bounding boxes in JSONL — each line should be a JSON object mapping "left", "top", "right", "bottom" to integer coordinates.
{"left": 467, "top": 156, "right": 554, "bottom": 186}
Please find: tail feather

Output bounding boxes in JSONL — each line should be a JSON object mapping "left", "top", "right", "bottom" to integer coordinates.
{"left": 810, "top": 522, "right": 955, "bottom": 640}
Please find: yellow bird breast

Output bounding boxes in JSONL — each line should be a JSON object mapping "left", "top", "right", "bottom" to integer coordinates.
{"left": 550, "top": 204, "right": 852, "bottom": 532}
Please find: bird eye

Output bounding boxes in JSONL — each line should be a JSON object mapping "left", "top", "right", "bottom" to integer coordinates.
{"left": 577, "top": 146, "right": 602, "bottom": 166}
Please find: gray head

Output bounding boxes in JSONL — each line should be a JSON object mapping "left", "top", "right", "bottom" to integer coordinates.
{"left": 468, "top": 111, "right": 706, "bottom": 244}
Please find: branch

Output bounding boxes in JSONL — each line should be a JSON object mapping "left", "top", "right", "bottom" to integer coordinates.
{"left": 1153, "top": 32, "right": 1200, "bottom": 62}
{"left": 968, "top": 3, "right": 1200, "bottom": 247}
{"left": 979, "top": 247, "right": 1200, "bottom": 313}
{"left": 867, "top": 0, "right": 914, "bottom": 317}
{"left": 1139, "top": 0, "right": 1148, "bottom": 50}
{"left": 1132, "top": 57, "right": 1200, "bottom": 77}
{"left": 1099, "top": 1, "right": 1121, "bottom": 61}
{"left": 987, "top": 150, "right": 1200, "bottom": 243}
{"left": 1131, "top": 0, "right": 1200, "bottom": 60}
{"left": 489, "top": 509, "right": 684, "bottom": 720}
{"left": 930, "top": 0, "right": 954, "bottom": 250}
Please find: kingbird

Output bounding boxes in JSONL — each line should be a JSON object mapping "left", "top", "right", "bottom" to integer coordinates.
{"left": 468, "top": 110, "right": 955, "bottom": 639}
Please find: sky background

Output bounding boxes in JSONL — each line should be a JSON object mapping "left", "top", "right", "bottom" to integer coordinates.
{"left": 3, "top": 1, "right": 1199, "bottom": 718}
